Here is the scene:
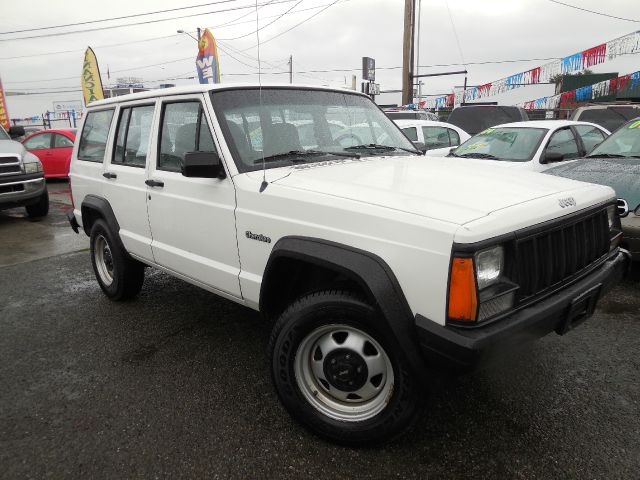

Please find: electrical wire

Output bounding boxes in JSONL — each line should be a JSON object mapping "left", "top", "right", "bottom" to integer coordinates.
{"left": 0, "top": 0, "right": 299, "bottom": 42}
{"left": 0, "top": 0, "right": 237, "bottom": 35}
{"left": 443, "top": 0, "right": 466, "bottom": 68}
{"left": 219, "top": 0, "right": 305, "bottom": 40}
{"left": 547, "top": 0, "right": 640, "bottom": 23}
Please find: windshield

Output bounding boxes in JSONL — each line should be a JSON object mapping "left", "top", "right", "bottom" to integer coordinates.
{"left": 0, "top": 125, "right": 9, "bottom": 140}
{"left": 588, "top": 119, "right": 640, "bottom": 158}
{"left": 451, "top": 127, "right": 547, "bottom": 162}
{"left": 211, "top": 88, "right": 417, "bottom": 172}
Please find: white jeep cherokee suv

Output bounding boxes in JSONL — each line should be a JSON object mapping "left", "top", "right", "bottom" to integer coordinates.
{"left": 67, "top": 85, "right": 629, "bottom": 445}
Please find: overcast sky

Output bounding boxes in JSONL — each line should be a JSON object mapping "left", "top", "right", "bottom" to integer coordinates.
{"left": 1, "top": 0, "right": 639, "bottom": 117}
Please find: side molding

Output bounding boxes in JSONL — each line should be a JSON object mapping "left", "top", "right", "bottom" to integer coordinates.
{"left": 261, "top": 236, "right": 425, "bottom": 374}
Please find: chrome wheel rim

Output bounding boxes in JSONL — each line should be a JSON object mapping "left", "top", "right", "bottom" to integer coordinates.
{"left": 294, "top": 324, "right": 394, "bottom": 422}
{"left": 94, "top": 234, "right": 114, "bottom": 286}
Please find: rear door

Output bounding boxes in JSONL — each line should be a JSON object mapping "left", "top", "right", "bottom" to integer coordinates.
{"left": 51, "top": 133, "right": 75, "bottom": 176}
{"left": 101, "top": 101, "right": 156, "bottom": 262}
{"left": 145, "top": 94, "right": 241, "bottom": 297}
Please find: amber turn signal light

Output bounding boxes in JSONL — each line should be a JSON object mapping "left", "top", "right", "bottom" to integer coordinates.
{"left": 448, "top": 257, "right": 478, "bottom": 322}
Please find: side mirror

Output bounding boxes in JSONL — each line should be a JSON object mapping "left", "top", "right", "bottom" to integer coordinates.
{"left": 542, "top": 151, "right": 564, "bottom": 164}
{"left": 8, "top": 126, "right": 25, "bottom": 139}
{"left": 182, "top": 151, "right": 226, "bottom": 179}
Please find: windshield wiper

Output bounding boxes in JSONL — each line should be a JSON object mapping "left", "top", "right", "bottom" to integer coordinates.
{"left": 343, "top": 144, "right": 420, "bottom": 154}
{"left": 454, "top": 152, "right": 500, "bottom": 160}
{"left": 254, "top": 149, "right": 360, "bottom": 164}
{"left": 585, "top": 153, "right": 626, "bottom": 158}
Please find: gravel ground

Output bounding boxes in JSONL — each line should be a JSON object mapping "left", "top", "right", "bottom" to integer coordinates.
{"left": 1, "top": 247, "right": 638, "bottom": 479}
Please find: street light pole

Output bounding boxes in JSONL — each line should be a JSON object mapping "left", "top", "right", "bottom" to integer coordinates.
{"left": 288, "top": 55, "right": 293, "bottom": 84}
{"left": 197, "top": 28, "right": 201, "bottom": 41}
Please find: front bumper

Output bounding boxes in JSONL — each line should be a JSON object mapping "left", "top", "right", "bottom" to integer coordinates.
{"left": 415, "top": 249, "right": 631, "bottom": 368}
{"left": 621, "top": 215, "right": 640, "bottom": 261}
{"left": 0, "top": 173, "right": 46, "bottom": 210}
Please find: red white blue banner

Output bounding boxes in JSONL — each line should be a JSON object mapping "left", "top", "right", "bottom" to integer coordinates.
{"left": 424, "top": 30, "right": 640, "bottom": 109}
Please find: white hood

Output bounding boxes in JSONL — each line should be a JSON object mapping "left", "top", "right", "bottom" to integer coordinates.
{"left": 267, "top": 156, "right": 593, "bottom": 225}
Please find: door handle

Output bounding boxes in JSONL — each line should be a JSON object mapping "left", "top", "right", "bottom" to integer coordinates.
{"left": 102, "top": 172, "right": 117, "bottom": 179}
{"left": 145, "top": 179, "right": 164, "bottom": 188}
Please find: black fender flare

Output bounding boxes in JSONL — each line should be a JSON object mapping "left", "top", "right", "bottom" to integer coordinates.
{"left": 261, "top": 236, "right": 425, "bottom": 374}
{"left": 80, "top": 195, "right": 127, "bottom": 252}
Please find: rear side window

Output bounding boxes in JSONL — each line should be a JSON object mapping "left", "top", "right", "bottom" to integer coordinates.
{"left": 78, "top": 109, "right": 114, "bottom": 162}
{"left": 422, "top": 126, "right": 451, "bottom": 149}
{"left": 113, "top": 105, "right": 155, "bottom": 168}
{"left": 448, "top": 128, "right": 461, "bottom": 146}
{"left": 54, "top": 134, "right": 74, "bottom": 148}
{"left": 574, "top": 125, "right": 606, "bottom": 153}
{"left": 158, "top": 101, "right": 217, "bottom": 172}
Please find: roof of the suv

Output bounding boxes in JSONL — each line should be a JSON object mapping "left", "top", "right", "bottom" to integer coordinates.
{"left": 87, "top": 83, "right": 367, "bottom": 107}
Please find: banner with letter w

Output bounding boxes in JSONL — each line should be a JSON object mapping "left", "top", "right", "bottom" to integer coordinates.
{"left": 196, "top": 29, "right": 221, "bottom": 84}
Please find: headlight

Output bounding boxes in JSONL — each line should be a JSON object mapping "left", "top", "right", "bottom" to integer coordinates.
{"left": 475, "top": 246, "right": 504, "bottom": 290}
{"left": 24, "top": 161, "right": 43, "bottom": 174}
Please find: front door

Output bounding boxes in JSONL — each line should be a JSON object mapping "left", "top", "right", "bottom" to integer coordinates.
{"left": 145, "top": 95, "right": 241, "bottom": 298}
{"left": 101, "top": 102, "right": 156, "bottom": 261}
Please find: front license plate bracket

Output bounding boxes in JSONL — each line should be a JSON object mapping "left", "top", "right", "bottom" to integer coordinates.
{"left": 555, "top": 283, "right": 602, "bottom": 335}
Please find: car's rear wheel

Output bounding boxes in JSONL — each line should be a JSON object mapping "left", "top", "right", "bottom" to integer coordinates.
{"left": 25, "top": 189, "right": 49, "bottom": 218}
{"left": 269, "top": 290, "right": 421, "bottom": 445}
{"left": 90, "top": 219, "right": 144, "bottom": 300}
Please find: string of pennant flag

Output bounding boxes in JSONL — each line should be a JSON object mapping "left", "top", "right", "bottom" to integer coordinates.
{"left": 518, "top": 70, "right": 640, "bottom": 110}
{"left": 421, "top": 30, "right": 640, "bottom": 110}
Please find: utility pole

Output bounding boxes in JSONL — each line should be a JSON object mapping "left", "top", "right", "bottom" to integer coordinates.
{"left": 288, "top": 55, "right": 293, "bottom": 84}
{"left": 415, "top": 0, "right": 422, "bottom": 105}
{"left": 197, "top": 28, "right": 201, "bottom": 41}
{"left": 401, "top": 0, "right": 416, "bottom": 106}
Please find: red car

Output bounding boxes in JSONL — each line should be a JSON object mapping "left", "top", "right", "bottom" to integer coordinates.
{"left": 22, "top": 129, "right": 76, "bottom": 178}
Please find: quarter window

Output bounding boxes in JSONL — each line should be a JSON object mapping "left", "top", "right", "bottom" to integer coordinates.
{"left": 113, "top": 105, "right": 155, "bottom": 167}
{"left": 158, "top": 101, "right": 217, "bottom": 172}
{"left": 448, "top": 129, "right": 461, "bottom": 146}
{"left": 24, "top": 133, "right": 52, "bottom": 150}
{"left": 78, "top": 109, "right": 114, "bottom": 162}
{"left": 546, "top": 129, "right": 579, "bottom": 161}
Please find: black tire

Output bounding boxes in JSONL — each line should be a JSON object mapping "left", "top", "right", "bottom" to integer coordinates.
{"left": 89, "top": 219, "right": 144, "bottom": 300}
{"left": 25, "top": 189, "right": 49, "bottom": 218}
{"left": 269, "top": 290, "right": 421, "bottom": 446}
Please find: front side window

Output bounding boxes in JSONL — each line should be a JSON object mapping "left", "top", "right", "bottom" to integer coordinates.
{"left": 78, "top": 109, "right": 114, "bottom": 162}
{"left": 402, "top": 127, "right": 418, "bottom": 141}
{"left": 23, "top": 133, "right": 52, "bottom": 150}
{"left": 158, "top": 101, "right": 217, "bottom": 172}
{"left": 545, "top": 128, "right": 579, "bottom": 160}
{"left": 452, "top": 127, "right": 547, "bottom": 162}
{"left": 574, "top": 125, "right": 606, "bottom": 154}
{"left": 53, "top": 134, "right": 74, "bottom": 148}
{"left": 588, "top": 119, "right": 640, "bottom": 158}
{"left": 113, "top": 105, "right": 155, "bottom": 167}
{"left": 211, "top": 88, "right": 416, "bottom": 173}
{"left": 422, "top": 127, "right": 451, "bottom": 149}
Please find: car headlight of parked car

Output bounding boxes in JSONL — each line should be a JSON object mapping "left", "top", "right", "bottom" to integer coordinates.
{"left": 635, "top": 204, "right": 640, "bottom": 217}
{"left": 607, "top": 204, "right": 623, "bottom": 250}
{"left": 24, "top": 160, "right": 43, "bottom": 174}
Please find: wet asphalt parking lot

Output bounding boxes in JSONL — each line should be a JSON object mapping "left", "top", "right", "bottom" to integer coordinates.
{"left": 1, "top": 180, "right": 639, "bottom": 479}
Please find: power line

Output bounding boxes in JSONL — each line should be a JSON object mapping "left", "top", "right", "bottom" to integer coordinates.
{"left": 547, "top": 0, "right": 640, "bottom": 23}
{"left": 0, "top": 0, "right": 298, "bottom": 42}
{"left": 0, "top": 0, "right": 237, "bottom": 35}
{"left": 219, "top": 0, "right": 305, "bottom": 40}
{"left": 0, "top": 2, "right": 334, "bottom": 61}
{"left": 240, "top": 0, "right": 343, "bottom": 51}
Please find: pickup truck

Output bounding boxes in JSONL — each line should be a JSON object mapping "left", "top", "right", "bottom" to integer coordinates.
{"left": 67, "top": 84, "right": 629, "bottom": 445}
{"left": 0, "top": 125, "right": 49, "bottom": 217}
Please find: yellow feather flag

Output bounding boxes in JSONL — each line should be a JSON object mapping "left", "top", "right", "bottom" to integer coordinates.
{"left": 81, "top": 47, "right": 105, "bottom": 105}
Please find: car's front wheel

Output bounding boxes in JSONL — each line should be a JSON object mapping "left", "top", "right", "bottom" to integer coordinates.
{"left": 90, "top": 219, "right": 144, "bottom": 300}
{"left": 25, "top": 189, "right": 49, "bottom": 218}
{"left": 269, "top": 290, "right": 421, "bottom": 445}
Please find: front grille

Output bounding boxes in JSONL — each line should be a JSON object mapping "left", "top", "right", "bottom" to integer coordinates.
{"left": 0, "top": 156, "right": 20, "bottom": 165}
{"left": 0, "top": 165, "right": 21, "bottom": 175}
{"left": 0, "top": 183, "right": 25, "bottom": 195}
{"left": 514, "top": 208, "right": 609, "bottom": 301}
